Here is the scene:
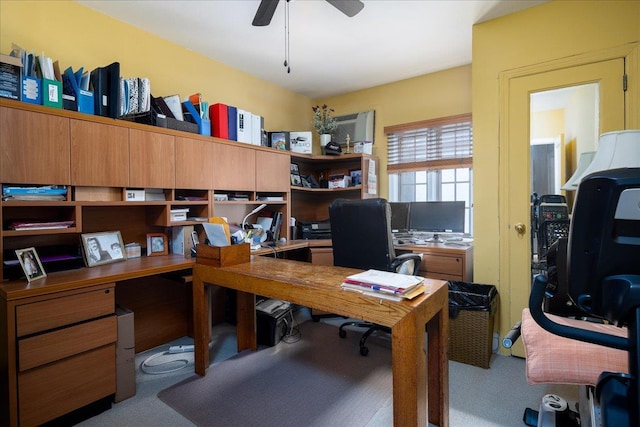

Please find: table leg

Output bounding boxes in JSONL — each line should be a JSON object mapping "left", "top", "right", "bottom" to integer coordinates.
{"left": 427, "top": 306, "right": 449, "bottom": 426}
{"left": 236, "top": 290, "right": 257, "bottom": 352}
{"left": 392, "top": 313, "right": 427, "bottom": 426}
{"left": 193, "top": 268, "right": 208, "bottom": 376}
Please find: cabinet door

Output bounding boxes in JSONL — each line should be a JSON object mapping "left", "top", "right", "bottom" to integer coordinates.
{"left": 0, "top": 107, "right": 70, "bottom": 184}
{"left": 256, "top": 150, "right": 290, "bottom": 192}
{"left": 129, "top": 129, "right": 175, "bottom": 188}
{"left": 175, "top": 136, "right": 213, "bottom": 189}
{"left": 212, "top": 143, "right": 255, "bottom": 191}
{"left": 70, "top": 119, "right": 129, "bottom": 187}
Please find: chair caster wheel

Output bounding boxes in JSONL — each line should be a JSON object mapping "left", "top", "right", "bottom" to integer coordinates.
{"left": 360, "top": 346, "right": 369, "bottom": 356}
{"left": 339, "top": 330, "right": 347, "bottom": 338}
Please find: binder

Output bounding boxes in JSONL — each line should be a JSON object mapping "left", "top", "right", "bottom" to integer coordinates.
{"left": 251, "top": 113, "right": 263, "bottom": 146}
{"left": 105, "top": 62, "right": 120, "bottom": 118}
{"left": 209, "top": 103, "right": 228, "bottom": 139}
{"left": 89, "top": 66, "right": 108, "bottom": 116}
{"left": 237, "top": 109, "right": 252, "bottom": 144}
{"left": 227, "top": 105, "right": 238, "bottom": 141}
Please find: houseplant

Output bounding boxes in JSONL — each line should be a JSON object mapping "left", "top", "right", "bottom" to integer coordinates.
{"left": 312, "top": 104, "right": 338, "bottom": 148}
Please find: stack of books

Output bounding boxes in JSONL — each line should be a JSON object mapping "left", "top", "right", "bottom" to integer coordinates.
{"left": 2, "top": 185, "right": 67, "bottom": 201}
{"left": 341, "top": 269, "right": 427, "bottom": 302}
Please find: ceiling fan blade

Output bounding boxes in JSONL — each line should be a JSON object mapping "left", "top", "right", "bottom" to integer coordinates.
{"left": 252, "top": 0, "right": 280, "bottom": 26}
{"left": 326, "top": 0, "right": 364, "bottom": 17}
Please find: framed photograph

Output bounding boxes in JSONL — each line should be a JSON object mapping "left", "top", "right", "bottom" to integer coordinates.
{"left": 81, "top": 231, "right": 127, "bottom": 267}
{"left": 349, "top": 169, "right": 362, "bottom": 186}
{"left": 291, "top": 173, "right": 302, "bottom": 186}
{"left": 15, "top": 247, "right": 46, "bottom": 281}
{"left": 147, "top": 233, "right": 168, "bottom": 256}
{"left": 290, "top": 163, "right": 302, "bottom": 186}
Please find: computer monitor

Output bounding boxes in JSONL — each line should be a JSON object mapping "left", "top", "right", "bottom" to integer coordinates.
{"left": 408, "top": 201, "right": 465, "bottom": 242}
{"left": 389, "top": 202, "right": 410, "bottom": 232}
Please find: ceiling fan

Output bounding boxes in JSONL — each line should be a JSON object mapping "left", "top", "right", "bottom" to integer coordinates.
{"left": 252, "top": 0, "right": 364, "bottom": 26}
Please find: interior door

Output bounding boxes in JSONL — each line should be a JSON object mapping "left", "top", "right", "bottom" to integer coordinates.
{"left": 503, "top": 58, "right": 625, "bottom": 357}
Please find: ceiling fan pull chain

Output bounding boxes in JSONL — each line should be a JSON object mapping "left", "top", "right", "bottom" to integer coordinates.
{"left": 284, "top": 0, "right": 291, "bottom": 73}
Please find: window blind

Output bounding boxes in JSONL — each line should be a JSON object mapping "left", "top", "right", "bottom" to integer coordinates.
{"left": 386, "top": 113, "right": 472, "bottom": 172}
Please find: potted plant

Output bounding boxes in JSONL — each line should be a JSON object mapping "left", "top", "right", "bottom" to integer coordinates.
{"left": 312, "top": 104, "right": 338, "bottom": 149}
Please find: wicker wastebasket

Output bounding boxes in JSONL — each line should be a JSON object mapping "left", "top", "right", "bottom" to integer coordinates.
{"left": 448, "top": 281, "right": 498, "bottom": 369}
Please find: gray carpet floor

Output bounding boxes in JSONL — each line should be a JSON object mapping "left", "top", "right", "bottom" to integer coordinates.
{"left": 78, "top": 310, "right": 579, "bottom": 426}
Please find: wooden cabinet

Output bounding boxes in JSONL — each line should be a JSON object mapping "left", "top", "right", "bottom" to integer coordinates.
{"left": 70, "top": 119, "right": 129, "bottom": 187}
{"left": 2, "top": 283, "right": 117, "bottom": 426}
{"left": 0, "top": 106, "right": 70, "bottom": 184}
{"left": 256, "top": 149, "right": 290, "bottom": 192}
{"left": 401, "top": 243, "right": 473, "bottom": 282}
{"left": 175, "top": 136, "right": 214, "bottom": 189}
{"left": 129, "top": 129, "right": 175, "bottom": 189}
{"left": 212, "top": 143, "right": 256, "bottom": 191}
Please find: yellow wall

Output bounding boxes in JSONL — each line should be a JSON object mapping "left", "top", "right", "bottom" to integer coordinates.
{"left": 0, "top": 1, "right": 312, "bottom": 132}
{"left": 318, "top": 65, "right": 472, "bottom": 197}
{"left": 473, "top": 0, "right": 639, "bottom": 346}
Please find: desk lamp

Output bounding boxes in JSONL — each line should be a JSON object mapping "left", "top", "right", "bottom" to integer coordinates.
{"left": 571, "top": 130, "right": 640, "bottom": 191}
{"left": 241, "top": 203, "right": 267, "bottom": 238}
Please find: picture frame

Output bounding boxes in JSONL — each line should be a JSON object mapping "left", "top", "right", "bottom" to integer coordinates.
{"left": 81, "top": 231, "right": 127, "bottom": 267}
{"left": 349, "top": 169, "right": 362, "bottom": 186}
{"left": 290, "top": 163, "right": 302, "bottom": 186}
{"left": 147, "top": 233, "right": 168, "bottom": 256}
{"left": 15, "top": 247, "right": 46, "bottom": 281}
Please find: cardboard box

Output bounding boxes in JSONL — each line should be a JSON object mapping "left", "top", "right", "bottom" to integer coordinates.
{"left": 354, "top": 141, "right": 373, "bottom": 154}
{"left": 0, "top": 54, "right": 21, "bottom": 101}
{"left": 125, "top": 189, "right": 145, "bottom": 202}
{"left": 115, "top": 306, "right": 135, "bottom": 402}
{"left": 328, "top": 174, "right": 351, "bottom": 189}
{"left": 289, "top": 131, "right": 312, "bottom": 153}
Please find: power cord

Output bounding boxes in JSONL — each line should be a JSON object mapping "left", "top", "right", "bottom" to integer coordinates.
{"left": 281, "top": 309, "right": 301, "bottom": 344}
{"left": 140, "top": 351, "right": 192, "bottom": 375}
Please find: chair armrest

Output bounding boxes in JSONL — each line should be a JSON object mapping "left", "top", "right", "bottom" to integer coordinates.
{"left": 391, "top": 253, "right": 422, "bottom": 275}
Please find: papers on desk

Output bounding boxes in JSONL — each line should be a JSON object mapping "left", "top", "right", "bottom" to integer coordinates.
{"left": 202, "top": 223, "right": 230, "bottom": 246}
{"left": 341, "top": 269, "right": 426, "bottom": 301}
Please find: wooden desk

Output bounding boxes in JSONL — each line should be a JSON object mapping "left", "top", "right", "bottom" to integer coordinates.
{"left": 0, "top": 255, "right": 195, "bottom": 427}
{"left": 193, "top": 246, "right": 450, "bottom": 427}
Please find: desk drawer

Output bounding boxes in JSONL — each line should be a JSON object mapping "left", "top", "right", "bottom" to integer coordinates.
{"left": 18, "top": 315, "right": 117, "bottom": 371}
{"left": 18, "top": 344, "right": 116, "bottom": 427}
{"left": 421, "top": 254, "right": 463, "bottom": 277}
{"left": 16, "top": 285, "right": 115, "bottom": 337}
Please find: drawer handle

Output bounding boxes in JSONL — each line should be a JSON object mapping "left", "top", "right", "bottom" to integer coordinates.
{"left": 105, "top": 289, "right": 110, "bottom": 294}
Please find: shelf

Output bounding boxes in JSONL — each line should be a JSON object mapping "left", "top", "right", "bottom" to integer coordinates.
{"left": 3, "top": 227, "right": 81, "bottom": 237}
{"left": 291, "top": 186, "right": 362, "bottom": 193}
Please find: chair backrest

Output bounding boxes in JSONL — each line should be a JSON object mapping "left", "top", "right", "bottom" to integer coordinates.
{"left": 568, "top": 168, "right": 640, "bottom": 325}
{"left": 329, "top": 198, "right": 396, "bottom": 271}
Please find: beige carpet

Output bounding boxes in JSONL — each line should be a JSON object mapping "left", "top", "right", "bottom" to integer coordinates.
{"left": 158, "top": 321, "right": 393, "bottom": 427}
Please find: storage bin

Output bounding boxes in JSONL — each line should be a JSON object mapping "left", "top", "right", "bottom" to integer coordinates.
{"left": 448, "top": 281, "right": 497, "bottom": 369}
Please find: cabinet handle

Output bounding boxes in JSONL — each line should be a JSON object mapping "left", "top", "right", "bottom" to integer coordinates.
{"left": 105, "top": 289, "right": 110, "bottom": 294}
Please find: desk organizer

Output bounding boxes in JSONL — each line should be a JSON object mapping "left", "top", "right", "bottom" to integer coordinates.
{"left": 448, "top": 281, "right": 497, "bottom": 369}
{"left": 196, "top": 243, "right": 249, "bottom": 267}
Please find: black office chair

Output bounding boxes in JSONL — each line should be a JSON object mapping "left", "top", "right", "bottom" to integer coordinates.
{"left": 329, "top": 198, "right": 422, "bottom": 356}
{"left": 529, "top": 168, "right": 640, "bottom": 426}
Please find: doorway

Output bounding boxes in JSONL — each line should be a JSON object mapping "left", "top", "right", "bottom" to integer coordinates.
{"left": 500, "top": 57, "right": 625, "bottom": 356}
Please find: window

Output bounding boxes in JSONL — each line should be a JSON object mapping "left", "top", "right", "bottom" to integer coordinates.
{"left": 386, "top": 114, "right": 473, "bottom": 234}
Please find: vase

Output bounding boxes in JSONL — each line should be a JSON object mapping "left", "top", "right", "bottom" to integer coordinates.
{"left": 320, "top": 134, "right": 331, "bottom": 147}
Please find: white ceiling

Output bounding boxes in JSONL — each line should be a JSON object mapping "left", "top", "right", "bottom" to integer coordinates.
{"left": 76, "top": 0, "right": 547, "bottom": 99}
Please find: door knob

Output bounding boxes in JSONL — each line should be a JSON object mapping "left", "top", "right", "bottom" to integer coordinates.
{"left": 514, "top": 223, "right": 526, "bottom": 235}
